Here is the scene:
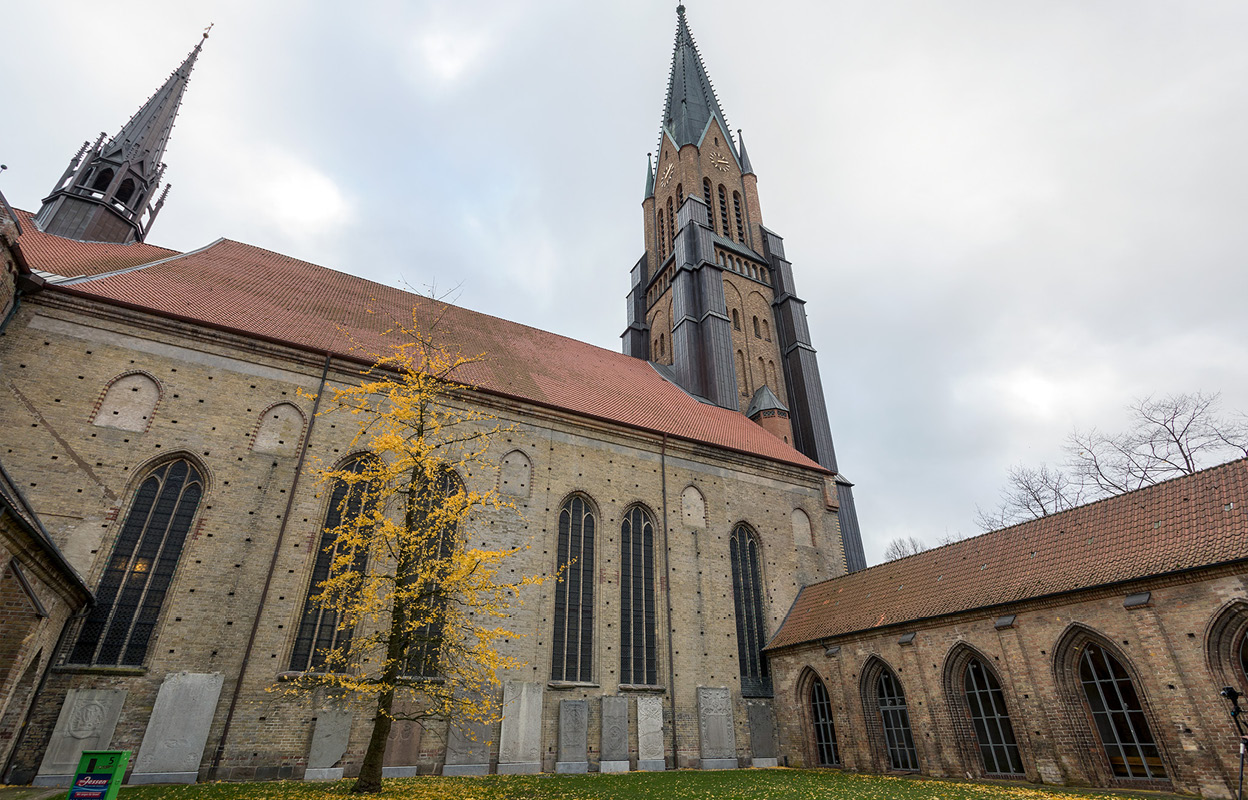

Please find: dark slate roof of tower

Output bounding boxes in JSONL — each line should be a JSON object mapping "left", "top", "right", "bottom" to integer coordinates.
{"left": 661, "top": 6, "right": 735, "bottom": 153}
{"left": 104, "top": 31, "right": 207, "bottom": 182}
{"left": 645, "top": 153, "right": 656, "bottom": 199}
{"left": 746, "top": 385, "right": 788, "bottom": 418}
{"left": 738, "top": 129, "right": 754, "bottom": 175}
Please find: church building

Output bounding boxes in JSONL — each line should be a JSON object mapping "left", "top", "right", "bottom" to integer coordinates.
{"left": 0, "top": 9, "right": 862, "bottom": 784}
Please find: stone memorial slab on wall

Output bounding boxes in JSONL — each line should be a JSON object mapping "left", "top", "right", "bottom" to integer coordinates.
{"left": 747, "top": 702, "right": 778, "bottom": 768}
{"left": 130, "top": 672, "right": 224, "bottom": 785}
{"left": 697, "top": 687, "right": 737, "bottom": 770}
{"left": 304, "top": 709, "right": 353, "bottom": 781}
{"left": 599, "top": 695, "right": 630, "bottom": 773}
{"left": 33, "top": 689, "right": 127, "bottom": 787}
{"left": 636, "top": 695, "right": 665, "bottom": 771}
{"left": 497, "top": 680, "right": 542, "bottom": 774}
{"left": 556, "top": 699, "right": 588, "bottom": 773}
{"left": 443, "top": 718, "right": 491, "bottom": 776}
{"left": 383, "top": 718, "right": 424, "bottom": 778}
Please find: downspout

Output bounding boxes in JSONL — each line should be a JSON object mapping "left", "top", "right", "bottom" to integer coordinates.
{"left": 209, "top": 352, "right": 331, "bottom": 778}
{"left": 660, "top": 432, "right": 679, "bottom": 767}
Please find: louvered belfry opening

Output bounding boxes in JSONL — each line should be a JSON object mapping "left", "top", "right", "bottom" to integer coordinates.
{"left": 619, "top": 506, "right": 658, "bottom": 685}
{"left": 552, "top": 495, "right": 596, "bottom": 682}
{"left": 810, "top": 676, "right": 841, "bottom": 766}
{"left": 877, "top": 669, "right": 919, "bottom": 771}
{"left": 289, "top": 457, "right": 375, "bottom": 672}
{"left": 1077, "top": 643, "right": 1167, "bottom": 780}
{"left": 730, "top": 524, "right": 771, "bottom": 696}
{"left": 69, "top": 458, "right": 204, "bottom": 666}
{"left": 963, "top": 658, "right": 1024, "bottom": 776}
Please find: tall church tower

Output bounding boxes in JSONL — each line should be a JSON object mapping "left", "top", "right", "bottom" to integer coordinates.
{"left": 34, "top": 31, "right": 208, "bottom": 244}
{"left": 622, "top": 6, "right": 868, "bottom": 571}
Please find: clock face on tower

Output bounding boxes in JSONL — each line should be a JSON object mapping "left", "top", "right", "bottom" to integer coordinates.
{"left": 660, "top": 163, "right": 675, "bottom": 188}
{"left": 710, "top": 152, "right": 731, "bottom": 172}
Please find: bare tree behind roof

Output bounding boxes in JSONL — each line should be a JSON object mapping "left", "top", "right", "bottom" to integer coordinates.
{"left": 979, "top": 391, "right": 1248, "bottom": 531}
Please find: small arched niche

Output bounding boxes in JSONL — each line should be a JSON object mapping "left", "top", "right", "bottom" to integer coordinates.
{"left": 251, "top": 403, "right": 306, "bottom": 456}
{"left": 681, "top": 485, "right": 705, "bottom": 529}
{"left": 499, "top": 450, "right": 532, "bottom": 497}
{"left": 93, "top": 372, "right": 160, "bottom": 432}
{"left": 791, "top": 508, "right": 813, "bottom": 548}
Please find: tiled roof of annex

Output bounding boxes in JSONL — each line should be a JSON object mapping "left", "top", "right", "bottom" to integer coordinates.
{"left": 45, "top": 235, "right": 826, "bottom": 472}
{"left": 768, "top": 457, "right": 1248, "bottom": 650}
{"left": 13, "top": 209, "right": 177, "bottom": 278}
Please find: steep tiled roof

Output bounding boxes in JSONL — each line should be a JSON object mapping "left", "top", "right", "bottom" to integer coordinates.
{"left": 52, "top": 238, "right": 826, "bottom": 472}
{"left": 13, "top": 209, "right": 177, "bottom": 278}
{"left": 768, "top": 458, "right": 1248, "bottom": 650}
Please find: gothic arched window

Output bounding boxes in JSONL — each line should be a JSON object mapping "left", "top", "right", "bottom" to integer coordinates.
{"left": 736, "top": 350, "right": 749, "bottom": 396}
{"left": 753, "top": 316, "right": 761, "bottom": 338}
{"left": 762, "top": 320, "right": 771, "bottom": 341}
{"left": 733, "top": 191, "right": 745, "bottom": 242}
{"left": 619, "top": 506, "right": 657, "bottom": 685}
{"left": 1077, "top": 642, "right": 1166, "bottom": 779}
{"left": 703, "top": 179, "right": 714, "bottom": 232}
{"left": 964, "top": 657, "right": 1024, "bottom": 776}
{"left": 290, "top": 457, "right": 375, "bottom": 672}
{"left": 69, "top": 458, "right": 204, "bottom": 666}
{"left": 731, "top": 309, "right": 740, "bottom": 330}
{"left": 552, "top": 495, "right": 596, "bottom": 682}
{"left": 810, "top": 675, "right": 840, "bottom": 766}
{"left": 1240, "top": 632, "right": 1248, "bottom": 687}
{"left": 718, "top": 184, "right": 730, "bottom": 240}
{"left": 877, "top": 669, "right": 919, "bottom": 770}
{"left": 402, "top": 469, "right": 462, "bottom": 678}
{"left": 666, "top": 198, "right": 676, "bottom": 249}
{"left": 676, "top": 183, "right": 684, "bottom": 206}
{"left": 730, "top": 524, "right": 770, "bottom": 696}
{"left": 658, "top": 209, "right": 667, "bottom": 258}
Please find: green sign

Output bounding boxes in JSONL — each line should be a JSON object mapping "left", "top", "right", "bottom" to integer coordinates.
{"left": 67, "top": 750, "right": 129, "bottom": 800}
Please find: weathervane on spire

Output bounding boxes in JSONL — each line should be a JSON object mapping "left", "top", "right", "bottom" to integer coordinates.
{"left": 203, "top": 23, "right": 214, "bottom": 39}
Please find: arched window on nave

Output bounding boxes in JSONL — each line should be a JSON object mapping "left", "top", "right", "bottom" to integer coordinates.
{"left": 69, "top": 457, "right": 204, "bottom": 666}
{"left": 289, "top": 456, "right": 376, "bottom": 672}
{"left": 1075, "top": 642, "right": 1166, "bottom": 780}
{"left": 619, "top": 505, "right": 657, "bottom": 685}
{"left": 730, "top": 524, "right": 770, "bottom": 696}
{"left": 876, "top": 666, "right": 919, "bottom": 771}
{"left": 552, "top": 494, "right": 595, "bottom": 683}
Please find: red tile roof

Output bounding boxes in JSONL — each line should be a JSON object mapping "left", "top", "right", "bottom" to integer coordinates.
{"left": 49, "top": 237, "right": 826, "bottom": 472}
{"left": 13, "top": 209, "right": 177, "bottom": 278}
{"left": 768, "top": 458, "right": 1248, "bottom": 650}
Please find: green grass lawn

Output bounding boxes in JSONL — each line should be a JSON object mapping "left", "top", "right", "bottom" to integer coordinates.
{"left": 103, "top": 769, "right": 1183, "bottom": 800}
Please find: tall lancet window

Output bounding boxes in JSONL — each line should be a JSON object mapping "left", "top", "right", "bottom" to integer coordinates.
{"left": 810, "top": 676, "right": 841, "bottom": 766}
{"left": 658, "top": 209, "right": 667, "bottom": 258}
{"left": 703, "top": 179, "right": 714, "bottom": 233}
{"left": 718, "top": 185, "right": 730, "bottom": 240}
{"left": 290, "top": 457, "right": 375, "bottom": 672}
{"left": 667, "top": 198, "right": 676, "bottom": 250}
{"left": 730, "top": 523, "right": 771, "bottom": 695}
{"left": 70, "top": 458, "right": 204, "bottom": 666}
{"left": 733, "top": 191, "right": 745, "bottom": 242}
{"left": 402, "top": 469, "right": 462, "bottom": 679}
{"left": 552, "top": 495, "right": 596, "bottom": 682}
{"left": 619, "top": 505, "right": 658, "bottom": 685}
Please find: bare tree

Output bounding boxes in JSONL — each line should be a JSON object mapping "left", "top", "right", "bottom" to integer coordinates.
{"left": 980, "top": 392, "right": 1247, "bottom": 531}
{"left": 975, "top": 463, "right": 1086, "bottom": 530}
{"left": 883, "top": 535, "right": 927, "bottom": 561}
{"left": 1067, "top": 392, "right": 1248, "bottom": 494}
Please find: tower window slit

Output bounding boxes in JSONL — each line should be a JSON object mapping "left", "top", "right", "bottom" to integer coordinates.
{"left": 718, "top": 185, "right": 730, "bottom": 241}
{"left": 734, "top": 192, "right": 745, "bottom": 242}
{"left": 703, "top": 179, "right": 714, "bottom": 233}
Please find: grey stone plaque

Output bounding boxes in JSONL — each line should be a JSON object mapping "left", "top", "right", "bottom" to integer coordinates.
{"left": 556, "top": 699, "right": 588, "bottom": 773}
{"left": 747, "top": 702, "right": 777, "bottom": 767}
{"left": 497, "top": 680, "right": 542, "bottom": 774}
{"left": 443, "top": 717, "right": 491, "bottom": 776}
{"left": 33, "top": 689, "right": 127, "bottom": 787}
{"left": 130, "top": 672, "right": 224, "bottom": 785}
{"left": 636, "top": 695, "right": 665, "bottom": 771}
{"left": 304, "top": 708, "right": 352, "bottom": 781}
{"left": 600, "top": 695, "right": 630, "bottom": 772}
{"left": 697, "top": 687, "right": 737, "bottom": 770}
{"left": 383, "top": 716, "right": 424, "bottom": 778}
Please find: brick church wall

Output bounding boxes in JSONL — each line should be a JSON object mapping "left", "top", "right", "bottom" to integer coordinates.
{"left": 769, "top": 565, "right": 1248, "bottom": 798}
{"left": 0, "top": 290, "right": 847, "bottom": 779}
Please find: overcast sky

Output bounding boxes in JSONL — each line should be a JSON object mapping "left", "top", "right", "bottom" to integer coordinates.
{"left": 4, "top": 1, "right": 1247, "bottom": 565}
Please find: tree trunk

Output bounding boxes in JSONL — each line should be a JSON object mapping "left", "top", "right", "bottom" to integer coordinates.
{"left": 353, "top": 583, "right": 409, "bottom": 792}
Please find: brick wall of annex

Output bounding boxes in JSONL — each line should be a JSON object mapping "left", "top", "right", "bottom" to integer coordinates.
{"left": 0, "top": 290, "right": 847, "bottom": 780}
{"left": 769, "top": 565, "right": 1248, "bottom": 799}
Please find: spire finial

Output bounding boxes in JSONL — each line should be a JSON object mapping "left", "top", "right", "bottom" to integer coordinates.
{"left": 203, "top": 22, "right": 213, "bottom": 39}
{"left": 677, "top": 4, "right": 686, "bottom": 15}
